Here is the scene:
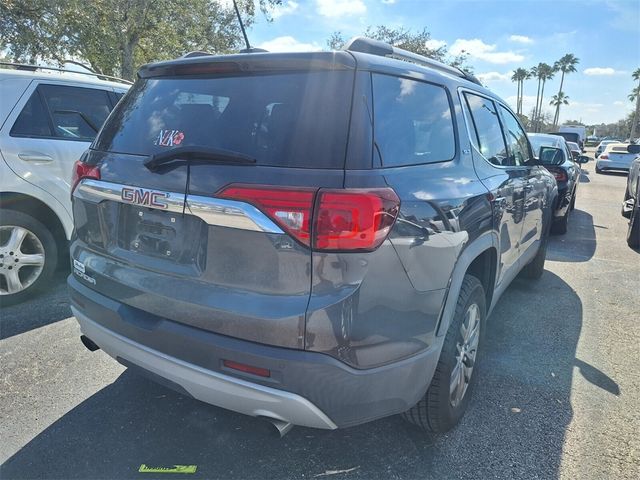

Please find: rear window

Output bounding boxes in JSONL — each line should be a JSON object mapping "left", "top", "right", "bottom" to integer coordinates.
{"left": 94, "top": 71, "right": 353, "bottom": 168}
{"left": 610, "top": 145, "right": 629, "bottom": 152}
{"left": 372, "top": 74, "right": 455, "bottom": 167}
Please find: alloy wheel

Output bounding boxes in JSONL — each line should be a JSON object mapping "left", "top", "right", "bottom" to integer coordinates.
{"left": 0, "top": 226, "right": 46, "bottom": 295}
{"left": 450, "top": 303, "right": 481, "bottom": 407}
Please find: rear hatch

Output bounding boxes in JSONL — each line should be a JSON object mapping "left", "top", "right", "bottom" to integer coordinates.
{"left": 606, "top": 145, "right": 635, "bottom": 166}
{"left": 71, "top": 53, "right": 356, "bottom": 349}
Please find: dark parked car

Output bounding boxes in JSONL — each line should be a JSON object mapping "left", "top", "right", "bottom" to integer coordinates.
{"left": 68, "top": 37, "right": 558, "bottom": 435}
{"left": 622, "top": 145, "right": 640, "bottom": 248}
{"left": 528, "top": 133, "right": 587, "bottom": 234}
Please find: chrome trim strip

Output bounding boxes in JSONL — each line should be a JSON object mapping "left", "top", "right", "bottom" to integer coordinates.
{"left": 74, "top": 179, "right": 284, "bottom": 234}
{"left": 74, "top": 308, "right": 338, "bottom": 430}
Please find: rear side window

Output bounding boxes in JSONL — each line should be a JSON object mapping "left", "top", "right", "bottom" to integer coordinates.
{"left": 464, "top": 93, "right": 508, "bottom": 166}
{"left": 372, "top": 74, "right": 455, "bottom": 167}
{"left": 10, "top": 84, "right": 113, "bottom": 140}
{"left": 94, "top": 71, "right": 354, "bottom": 168}
{"left": 10, "top": 91, "right": 53, "bottom": 137}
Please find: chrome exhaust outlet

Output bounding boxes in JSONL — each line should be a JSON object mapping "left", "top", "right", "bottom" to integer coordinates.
{"left": 263, "top": 418, "right": 294, "bottom": 437}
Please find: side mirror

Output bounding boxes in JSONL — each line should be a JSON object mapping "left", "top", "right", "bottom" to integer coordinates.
{"left": 577, "top": 155, "right": 590, "bottom": 164}
{"left": 628, "top": 144, "right": 640, "bottom": 154}
{"left": 538, "top": 146, "right": 564, "bottom": 165}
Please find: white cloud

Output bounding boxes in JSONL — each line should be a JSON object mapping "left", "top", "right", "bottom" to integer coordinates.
{"left": 450, "top": 38, "right": 524, "bottom": 64}
{"left": 425, "top": 39, "right": 447, "bottom": 50}
{"left": 509, "top": 35, "right": 533, "bottom": 44}
{"left": 316, "top": 0, "right": 366, "bottom": 17}
{"left": 382, "top": 0, "right": 397, "bottom": 4}
{"left": 271, "top": 1, "right": 299, "bottom": 19}
{"left": 257, "top": 36, "right": 321, "bottom": 53}
{"left": 583, "top": 67, "right": 626, "bottom": 76}
{"left": 477, "top": 71, "right": 511, "bottom": 83}
{"left": 613, "top": 100, "right": 626, "bottom": 107}
{"left": 506, "top": 95, "right": 537, "bottom": 113}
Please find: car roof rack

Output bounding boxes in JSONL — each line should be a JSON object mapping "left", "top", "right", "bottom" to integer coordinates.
{"left": 343, "top": 36, "right": 482, "bottom": 86}
{"left": 0, "top": 61, "right": 133, "bottom": 85}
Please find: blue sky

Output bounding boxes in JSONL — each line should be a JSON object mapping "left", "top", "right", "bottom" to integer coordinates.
{"left": 246, "top": 0, "right": 640, "bottom": 125}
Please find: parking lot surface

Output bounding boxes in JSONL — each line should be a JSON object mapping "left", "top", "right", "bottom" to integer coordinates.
{"left": 1, "top": 151, "right": 639, "bottom": 479}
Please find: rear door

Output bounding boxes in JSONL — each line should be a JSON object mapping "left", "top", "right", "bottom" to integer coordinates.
{"left": 0, "top": 81, "right": 117, "bottom": 218}
{"left": 71, "top": 61, "right": 356, "bottom": 349}
{"left": 462, "top": 92, "right": 526, "bottom": 286}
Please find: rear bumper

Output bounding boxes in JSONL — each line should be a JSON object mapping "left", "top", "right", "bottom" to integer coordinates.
{"left": 69, "top": 275, "right": 441, "bottom": 428}
{"left": 74, "top": 308, "right": 337, "bottom": 429}
{"left": 596, "top": 159, "right": 632, "bottom": 171}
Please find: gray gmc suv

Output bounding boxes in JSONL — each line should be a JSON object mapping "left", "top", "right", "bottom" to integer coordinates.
{"left": 68, "top": 38, "right": 558, "bottom": 435}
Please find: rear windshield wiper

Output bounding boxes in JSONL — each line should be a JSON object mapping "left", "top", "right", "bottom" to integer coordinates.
{"left": 144, "top": 146, "right": 256, "bottom": 171}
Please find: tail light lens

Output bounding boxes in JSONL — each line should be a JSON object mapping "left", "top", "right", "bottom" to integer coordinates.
{"left": 546, "top": 167, "right": 568, "bottom": 182}
{"left": 599, "top": 153, "right": 609, "bottom": 159}
{"left": 218, "top": 185, "right": 400, "bottom": 252}
{"left": 71, "top": 160, "right": 100, "bottom": 192}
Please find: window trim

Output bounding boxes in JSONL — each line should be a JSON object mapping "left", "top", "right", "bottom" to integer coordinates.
{"left": 371, "top": 72, "right": 458, "bottom": 169}
{"left": 458, "top": 87, "right": 531, "bottom": 171}
{"left": 9, "top": 83, "right": 113, "bottom": 142}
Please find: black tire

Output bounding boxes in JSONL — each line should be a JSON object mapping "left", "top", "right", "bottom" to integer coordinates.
{"left": 551, "top": 210, "right": 568, "bottom": 235}
{"left": 521, "top": 212, "right": 551, "bottom": 279}
{"left": 569, "top": 192, "right": 576, "bottom": 211}
{"left": 627, "top": 198, "right": 640, "bottom": 249}
{"left": 0, "top": 210, "right": 57, "bottom": 306}
{"left": 402, "top": 275, "right": 486, "bottom": 433}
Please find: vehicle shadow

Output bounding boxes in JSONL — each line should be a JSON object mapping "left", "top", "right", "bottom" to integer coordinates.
{"left": 1, "top": 272, "right": 617, "bottom": 480}
{"left": 547, "top": 209, "right": 596, "bottom": 262}
{"left": 0, "top": 269, "right": 71, "bottom": 340}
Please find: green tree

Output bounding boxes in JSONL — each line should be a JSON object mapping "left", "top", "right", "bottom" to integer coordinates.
{"left": 552, "top": 54, "right": 579, "bottom": 128}
{"left": 327, "top": 26, "right": 469, "bottom": 70}
{"left": 549, "top": 91, "right": 570, "bottom": 128}
{"left": 0, "top": 0, "right": 281, "bottom": 80}
{"left": 630, "top": 68, "right": 640, "bottom": 140}
{"left": 511, "top": 67, "right": 530, "bottom": 115}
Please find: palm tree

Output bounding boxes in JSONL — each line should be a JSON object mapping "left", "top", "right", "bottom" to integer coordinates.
{"left": 552, "top": 54, "right": 579, "bottom": 128}
{"left": 630, "top": 68, "right": 640, "bottom": 141}
{"left": 550, "top": 92, "right": 570, "bottom": 128}
{"left": 532, "top": 63, "right": 555, "bottom": 132}
{"left": 511, "top": 68, "right": 530, "bottom": 115}
{"left": 531, "top": 64, "right": 543, "bottom": 129}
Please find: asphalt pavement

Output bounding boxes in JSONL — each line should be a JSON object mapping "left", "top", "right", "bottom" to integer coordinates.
{"left": 1, "top": 150, "right": 639, "bottom": 479}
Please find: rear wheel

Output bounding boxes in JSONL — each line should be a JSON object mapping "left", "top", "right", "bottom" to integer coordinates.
{"left": 551, "top": 210, "right": 568, "bottom": 235}
{"left": 0, "top": 211, "right": 57, "bottom": 306}
{"left": 402, "top": 275, "right": 485, "bottom": 433}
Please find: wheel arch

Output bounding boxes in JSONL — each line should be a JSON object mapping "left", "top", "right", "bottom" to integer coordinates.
{"left": 0, "top": 192, "right": 68, "bottom": 257}
{"left": 436, "top": 232, "right": 499, "bottom": 337}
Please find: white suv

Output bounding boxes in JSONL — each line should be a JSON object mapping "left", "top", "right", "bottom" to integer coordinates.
{"left": 0, "top": 64, "right": 129, "bottom": 304}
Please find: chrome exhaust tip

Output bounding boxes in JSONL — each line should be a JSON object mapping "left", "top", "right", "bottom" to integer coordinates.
{"left": 263, "top": 417, "right": 294, "bottom": 437}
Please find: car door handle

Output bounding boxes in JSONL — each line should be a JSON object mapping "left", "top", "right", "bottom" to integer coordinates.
{"left": 18, "top": 152, "right": 53, "bottom": 162}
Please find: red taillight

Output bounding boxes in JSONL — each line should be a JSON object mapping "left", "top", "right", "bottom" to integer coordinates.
{"left": 222, "top": 359, "right": 271, "bottom": 378}
{"left": 546, "top": 166, "right": 568, "bottom": 182}
{"left": 314, "top": 189, "right": 400, "bottom": 251}
{"left": 71, "top": 160, "right": 100, "bottom": 192}
{"left": 219, "top": 185, "right": 316, "bottom": 246}
{"left": 599, "top": 153, "right": 609, "bottom": 160}
{"left": 218, "top": 185, "right": 400, "bottom": 252}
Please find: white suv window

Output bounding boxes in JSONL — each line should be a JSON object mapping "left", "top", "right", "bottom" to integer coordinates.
{"left": 11, "top": 84, "right": 113, "bottom": 141}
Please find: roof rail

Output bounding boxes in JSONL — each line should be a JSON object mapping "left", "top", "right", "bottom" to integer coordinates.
{"left": 0, "top": 62, "right": 133, "bottom": 85}
{"left": 343, "top": 37, "right": 482, "bottom": 86}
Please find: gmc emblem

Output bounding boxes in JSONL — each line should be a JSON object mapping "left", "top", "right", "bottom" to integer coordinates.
{"left": 121, "top": 187, "right": 168, "bottom": 209}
